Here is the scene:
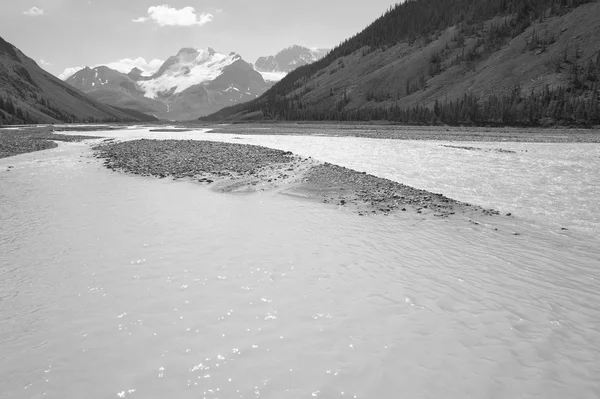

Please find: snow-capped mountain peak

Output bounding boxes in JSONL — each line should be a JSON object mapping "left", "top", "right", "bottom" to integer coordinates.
{"left": 65, "top": 65, "right": 130, "bottom": 91}
{"left": 254, "top": 45, "right": 329, "bottom": 82}
{"left": 64, "top": 46, "right": 271, "bottom": 121}
{"left": 140, "top": 48, "right": 241, "bottom": 99}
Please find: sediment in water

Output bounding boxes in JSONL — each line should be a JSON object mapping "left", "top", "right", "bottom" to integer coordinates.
{"left": 93, "top": 139, "right": 500, "bottom": 219}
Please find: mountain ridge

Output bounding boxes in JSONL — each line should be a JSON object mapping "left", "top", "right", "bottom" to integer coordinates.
{"left": 0, "top": 36, "right": 154, "bottom": 125}
{"left": 202, "top": 0, "right": 600, "bottom": 126}
{"left": 255, "top": 45, "right": 329, "bottom": 78}
{"left": 66, "top": 47, "right": 271, "bottom": 121}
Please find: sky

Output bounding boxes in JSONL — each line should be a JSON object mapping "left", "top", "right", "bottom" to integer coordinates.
{"left": 0, "top": 0, "right": 399, "bottom": 80}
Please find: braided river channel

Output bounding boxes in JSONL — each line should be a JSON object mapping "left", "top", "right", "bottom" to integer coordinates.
{"left": 1, "top": 126, "right": 599, "bottom": 398}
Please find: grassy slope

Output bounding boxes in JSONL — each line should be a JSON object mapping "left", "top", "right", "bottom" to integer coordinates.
{"left": 207, "top": 1, "right": 600, "bottom": 121}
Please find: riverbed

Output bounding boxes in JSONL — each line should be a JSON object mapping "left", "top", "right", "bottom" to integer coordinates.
{"left": 1, "top": 127, "right": 599, "bottom": 399}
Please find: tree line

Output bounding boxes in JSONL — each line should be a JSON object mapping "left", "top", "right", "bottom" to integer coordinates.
{"left": 221, "top": 83, "right": 598, "bottom": 126}
{"left": 0, "top": 94, "right": 137, "bottom": 125}
{"left": 0, "top": 96, "right": 35, "bottom": 124}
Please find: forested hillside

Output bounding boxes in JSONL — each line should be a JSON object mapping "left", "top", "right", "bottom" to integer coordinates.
{"left": 203, "top": 0, "right": 600, "bottom": 126}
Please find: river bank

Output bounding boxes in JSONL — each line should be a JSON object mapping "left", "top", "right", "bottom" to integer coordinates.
{"left": 202, "top": 123, "right": 600, "bottom": 143}
{"left": 94, "top": 139, "right": 501, "bottom": 219}
{"left": 0, "top": 126, "right": 104, "bottom": 159}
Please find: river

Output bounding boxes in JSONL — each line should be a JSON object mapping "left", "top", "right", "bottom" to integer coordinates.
{"left": 1, "top": 127, "right": 599, "bottom": 399}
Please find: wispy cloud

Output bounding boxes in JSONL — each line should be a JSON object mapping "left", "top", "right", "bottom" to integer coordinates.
{"left": 24, "top": 7, "right": 45, "bottom": 16}
{"left": 59, "top": 66, "right": 85, "bottom": 80}
{"left": 58, "top": 57, "right": 164, "bottom": 80}
{"left": 133, "top": 5, "right": 213, "bottom": 27}
{"left": 40, "top": 59, "right": 52, "bottom": 67}
{"left": 105, "top": 58, "right": 164, "bottom": 74}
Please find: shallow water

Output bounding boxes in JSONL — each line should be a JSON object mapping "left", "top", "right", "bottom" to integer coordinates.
{"left": 60, "top": 126, "right": 600, "bottom": 236}
{"left": 1, "top": 136, "right": 600, "bottom": 399}
{"left": 201, "top": 133, "right": 600, "bottom": 237}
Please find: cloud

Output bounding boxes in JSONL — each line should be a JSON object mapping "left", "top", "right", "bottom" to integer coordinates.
{"left": 133, "top": 5, "right": 213, "bottom": 27}
{"left": 58, "top": 57, "right": 165, "bottom": 80}
{"left": 24, "top": 7, "right": 45, "bottom": 16}
{"left": 105, "top": 57, "right": 164, "bottom": 74}
{"left": 40, "top": 59, "right": 52, "bottom": 67}
{"left": 59, "top": 66, "right": 85, "bottom": 80}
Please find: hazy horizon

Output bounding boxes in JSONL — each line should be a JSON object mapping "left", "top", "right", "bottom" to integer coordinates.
{"left": 1, "top": 0, "right": 399, "bottom": 80}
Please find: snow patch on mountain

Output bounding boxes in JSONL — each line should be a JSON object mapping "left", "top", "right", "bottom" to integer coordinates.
{"left": 139, "top": 48, "right": 239, "bottom": 99}
{"left": 254, "top": 45, "right": 329, "bottom": 81}
{"left": 63, "top": 46, "right": 272, "bottom": 120}
{"left": 258, "top": 70, "right": 288, "bottom": 82}
{"left": 59, "top": 57, "right": 164, "bottom": 81}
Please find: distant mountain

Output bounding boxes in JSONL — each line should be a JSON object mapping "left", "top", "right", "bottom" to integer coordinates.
{"left": 254, "top": 45, "right": 329, "bottom": 81}
{"left": 66, "top": 48, "right": 271, "bottom": 121}
{"left": 203, "top": 0, "right": 600, "bottom": 126}
{"left": 0, "top": 36, "right": 152, "bottom": 125}
{"left": 66, "top": 65, "right": 164, "bottom": 115}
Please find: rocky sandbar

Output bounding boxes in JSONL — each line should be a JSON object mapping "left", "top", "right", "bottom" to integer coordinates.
{"left": 0, "top": 127, "right": 102, "bottom": 159}
{"left": 94, "top": 139, "right": 500, "bottom": 218}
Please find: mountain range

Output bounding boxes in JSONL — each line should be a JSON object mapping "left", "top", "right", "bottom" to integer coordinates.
{"left": 65, "top": 48, "right": 270, "bottom": 121}
{"left": 203, "top": 0, "right": 600, "bottom": 126}
{"left": 0, "top": 36, "right": 155, "bottom": 125}
{"left": 61, "top": 45, "right": 330, "bottom": 121}
{"left": 254, "top": 45, "right": 329, "bottom": 82}
{"left": 3, "top": 0, "right": 599, "bottom": 126}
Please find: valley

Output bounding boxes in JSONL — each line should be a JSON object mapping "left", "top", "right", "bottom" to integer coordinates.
{"left": 2, "top": 1, "right": 600, "bottom": 398}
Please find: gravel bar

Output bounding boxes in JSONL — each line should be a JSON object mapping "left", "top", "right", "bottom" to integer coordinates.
{"left": 94, "top": 139, "right": 501, "bottom": 218}
{"left": 0, "top": 127, "right": 103, "bottom": 159}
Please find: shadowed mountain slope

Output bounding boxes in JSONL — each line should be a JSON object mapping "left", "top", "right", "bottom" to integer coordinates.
{"left": 0, "top": 36, "right": 152, "bottom": 125}
{"left": 202, "top": 0, "right": 600, "bottom": 126}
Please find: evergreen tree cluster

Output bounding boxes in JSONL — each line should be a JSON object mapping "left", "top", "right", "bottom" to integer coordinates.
{"left": 0, "top": 96, "right": 35, "bottom": 124}
{"left": 220, "top": 83, "right": 599, "bottom": 126}
{"left": 0, "top": 94, "right": 135, "bottom": 125}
